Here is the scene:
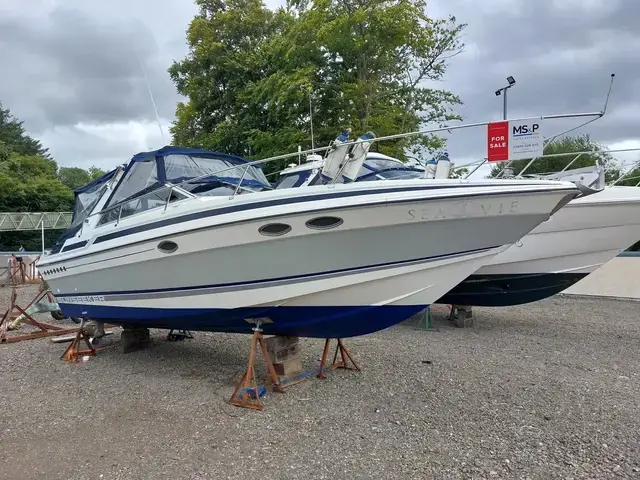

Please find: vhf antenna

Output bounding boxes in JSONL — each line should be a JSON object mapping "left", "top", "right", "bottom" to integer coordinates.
{"left": 140, "top": 59, "right": 166, "bottom": 143}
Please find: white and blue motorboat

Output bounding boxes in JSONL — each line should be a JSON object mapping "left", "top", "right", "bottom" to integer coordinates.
{"left": 37, "top": 146, "right": 581, "bottom": 337}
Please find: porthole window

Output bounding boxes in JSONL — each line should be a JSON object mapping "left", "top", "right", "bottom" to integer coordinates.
{"left": 258, "top": 223, "right": 292, "bottom": 237}
{"left": 158, "top": 240, "right": 179, "bottom": 254}
{"left": 305, "top": 216, "right": 344, "bottom": 230}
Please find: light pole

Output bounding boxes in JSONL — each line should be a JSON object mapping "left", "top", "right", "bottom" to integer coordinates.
{"left": 495, "top": 76, "right": 516, "bottom": 120}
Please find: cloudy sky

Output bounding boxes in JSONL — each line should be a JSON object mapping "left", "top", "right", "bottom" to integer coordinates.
{"left": 1, "top": 0, "right": 638, "bottom": 177}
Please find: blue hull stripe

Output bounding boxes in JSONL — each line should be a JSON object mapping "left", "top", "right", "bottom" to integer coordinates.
{"left": 56, "top": 304, "right": 429, "bottom": 338}
{"left": 436, "top": 272, "right": 589, "bottom": 306}
{"left": 55, "top": 245, "right": 499, "bottom": 298}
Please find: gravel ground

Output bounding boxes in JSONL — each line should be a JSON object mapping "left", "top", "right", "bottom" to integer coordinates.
{"left": 1, "top": 285, "right": 639, "bottom": 480}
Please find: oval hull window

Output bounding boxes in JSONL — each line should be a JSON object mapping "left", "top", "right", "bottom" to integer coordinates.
{"left": 305, "top": 216, "right": 343, "bottom": 230}
{"left": 158, "top": 240, "right": 179, "bottom": 253}
{"left": 259, "top": 223, "right": 292, "bottom": 237}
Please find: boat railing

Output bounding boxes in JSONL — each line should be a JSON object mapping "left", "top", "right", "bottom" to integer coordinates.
{"left": 77, "top": 109, "right": 612, "bottom": 234}
{"left": 67, "top": 73, "right": 624, "bottom": 238}
{"left": 455, "top": 147, "right": 640, "bottom": 183}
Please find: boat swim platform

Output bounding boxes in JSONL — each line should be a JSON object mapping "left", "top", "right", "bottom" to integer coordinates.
{"left": 561, "top": 253, "right": 640, "bottom": 301}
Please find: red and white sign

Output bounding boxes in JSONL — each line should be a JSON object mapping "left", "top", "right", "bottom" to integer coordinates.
{"left": 487, "top": 119, "right": 544, "bottom": 162}
{"left": 487, "top": 121, "right": 509, "bottom": 162}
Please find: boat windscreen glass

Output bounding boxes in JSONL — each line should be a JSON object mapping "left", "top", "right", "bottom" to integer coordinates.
{"left": 71, "top": 181, "right": 111, "bottom": 227}
{"left": 164, "top": 154, "right": 271, "bottom": 192}
{"left": 376, "top": 169, "right": 424, "bottom": 180}
{"left": 107, "top": 157, "right": 159, "bottom": 207}
{"left": 275, "top": 170, "right": 314, "bottom": 189}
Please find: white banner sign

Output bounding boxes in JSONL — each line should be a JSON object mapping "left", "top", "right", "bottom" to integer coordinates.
{"left": 508, "top": 119, "right": 544, "bottom": 160}
{"left": 487, "top": 119, "right": 544, "bottom": 162}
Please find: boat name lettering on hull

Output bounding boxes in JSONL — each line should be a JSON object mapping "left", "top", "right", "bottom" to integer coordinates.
{"left": 407, "top": 200, "right": 519, "bottom": 221}
{"left": 59, "top": 295, "right": 106, "bottom": 304}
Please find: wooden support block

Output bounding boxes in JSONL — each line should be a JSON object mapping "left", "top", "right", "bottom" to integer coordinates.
{"left": 265, "top": 335, "right": 300, "bottom": 363}
{"left": 273, "top": 357, "right": 303, "bottom": 377}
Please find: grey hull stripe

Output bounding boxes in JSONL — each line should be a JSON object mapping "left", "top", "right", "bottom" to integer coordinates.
{"left": 56, "top": 247, "right": 494, "bottom": 302}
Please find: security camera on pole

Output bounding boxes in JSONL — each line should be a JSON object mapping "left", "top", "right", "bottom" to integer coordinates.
{"left": 495, "top": 76, "right": 516, "bottom": 120}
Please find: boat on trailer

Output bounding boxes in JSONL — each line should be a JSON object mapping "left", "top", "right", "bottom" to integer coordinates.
{"left": 37, "top": 146, "right": 580, "bottom": 337}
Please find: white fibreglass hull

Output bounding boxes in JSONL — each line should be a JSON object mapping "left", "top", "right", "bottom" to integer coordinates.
{"left": 38, "top": 179, "right": 579, "bottom": 336}
{"left": 480, "top": 186, "right": 640, "bottom": 275}
{"left": 438, "top": 186, "right": 640, "bottom": 306}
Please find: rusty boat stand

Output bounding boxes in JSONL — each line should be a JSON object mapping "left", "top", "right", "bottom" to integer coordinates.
{"left": 317, "top": 338, "right": 360, "bottom": 380}
{"left": 60, "top": 319, "right": 98, "bottom": 363}
{"left": 230, "top": 321, "right": 285, "bottom": 410}
{"left": 0, "top": 283, "right": 75, "bottom": 343}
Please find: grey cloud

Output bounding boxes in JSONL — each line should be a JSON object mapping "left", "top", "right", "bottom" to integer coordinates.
{"left": 430, "top": 0, "right": 640, "bottom": 162}
{"left": 1, "top": 0, "right": 638, "bottom": 171}
{"left": 0, "top": 4, "right": 186, "bottom": 132}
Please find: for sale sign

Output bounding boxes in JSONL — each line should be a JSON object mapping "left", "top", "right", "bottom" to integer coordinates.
{"left": 487, "top": 121, "right": 509, "bottom": 162}
{"left": 487, "top": 119, "right": 544, "bottom": 162}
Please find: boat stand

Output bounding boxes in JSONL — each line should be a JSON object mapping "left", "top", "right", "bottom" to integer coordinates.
{"left": 317, "top": 338, "right": 360, "bottom": 380}
{"left": 60, "top": 319, "right": 97, "bottom": 363}
{"left": 230, "top": 323, "right": 284, "bottom": 410}
{"left": 0, "top": 283, "right": 70, "bottom": 343}
{"left": 167, "top": 329, "right": 193, "bottom": 341}
{"left": 448, "top": 305, "right": 474, "bottom": 328}
{"left": 413, "top": 306, "right": 438, "bottom": 332}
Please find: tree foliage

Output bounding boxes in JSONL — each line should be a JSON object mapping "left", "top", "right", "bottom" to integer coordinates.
{"left": 0, "top": 104, "right": 107, "bottom": 251}
{"left": 0, "top": 103, "right": 50, "bottom": 158}
{"left": 58, "top": 166, "right": 107, "bottom": 190}
{"left": 170, "top": 0, "right": 466, "bottom": 172}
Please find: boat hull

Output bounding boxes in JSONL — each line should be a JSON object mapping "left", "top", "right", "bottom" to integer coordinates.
{"left": 40, "top": 181, "right": 579, "bottom": 337}
{"left": 56, "top": 246, "right": 501, "bottom": 337}
{"left": 438, "top": 186, "right": 640, "bottom": 307}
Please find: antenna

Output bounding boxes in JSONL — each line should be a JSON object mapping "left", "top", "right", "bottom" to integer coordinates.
{"left": 140, "top": 59, "right": 166, "bottom": 143}
{"left": 542, "top": 73, "right": 616, "bottom": 148}
{"left": 308, "top": 90, "right": 315, "bottom": 151}
{"left": 602, "top": 73, "right": 615, "bottom": 114}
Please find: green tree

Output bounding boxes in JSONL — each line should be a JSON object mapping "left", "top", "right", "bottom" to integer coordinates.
{"left": 0, "top": 104, "right": 104, "bottom": 250}
{"left": 87, "top": 166, "right": 108, "bottom": 181}
{"left": 0, "top": 103, "right": 50, "bottom": 158}
{"left": 170, "top": 0, "right": 466, "bottom": 173}
{"left": 610, "top": 159, "right": 640, "bottom": 187}
{"left": 58, "top": 167, "right": 92, "bottom": 190}
{"left": 489, "top": 134, "right": 620, "bottom": 182}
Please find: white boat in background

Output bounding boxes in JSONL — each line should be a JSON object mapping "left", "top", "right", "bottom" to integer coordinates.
{"left": 36, "top": 146, "right": 581, "bottom": 337}
{"left": 439, "top": 183, "right": 640, "bottom": 306}
{"left": 276, "top": 150, "right": 640, "bottom": 307}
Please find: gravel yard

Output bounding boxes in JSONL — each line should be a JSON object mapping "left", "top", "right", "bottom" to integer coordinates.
{"left": 1, "top": 285, "right": 639, "bottom": 480}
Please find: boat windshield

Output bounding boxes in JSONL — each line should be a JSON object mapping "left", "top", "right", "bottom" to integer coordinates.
{"left": 105, "top": 148, "right": 271, "bottom": 208}
{"left": 96, "top": 146, "right": 272, "bottom": 226}
{"left": 276, "top": 156, "right": 422, "bottom": 189}
{"left": 49, "top": 167, "right": 121, "bottom": 254}
{"left": 70, "top": 168, "right": 120, "bottom": 227}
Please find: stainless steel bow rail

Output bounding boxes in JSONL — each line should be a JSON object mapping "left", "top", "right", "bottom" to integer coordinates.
{"left": 85, "top": 106, "right": 610, "bottom": 229}
{"left": 74, "top": 74, "right": 618, "bottom": 226}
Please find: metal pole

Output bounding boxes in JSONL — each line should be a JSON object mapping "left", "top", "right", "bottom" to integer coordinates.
{"left": 41, "top": 219, "right": 45, "bottom": 254}
{"left": 309, "top": 92, "right": 315, "bottom": 151}
{"left": 503, "top": 88, "right": 508, "bottom": 120}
